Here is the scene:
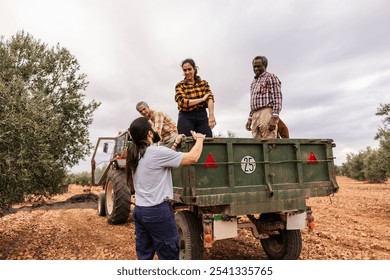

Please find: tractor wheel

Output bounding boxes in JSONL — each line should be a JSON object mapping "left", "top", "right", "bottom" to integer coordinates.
{"left": 97, "top": 192, "right": 106, "bottom": 216}
{"left": 260, "top": 229, "right": 302, "bottom": 260}
{"left": 105, "top": 170, "right": 131, "bottom": 225}
{"left": 175, "top": 210, "right": 204, "bottom": 260}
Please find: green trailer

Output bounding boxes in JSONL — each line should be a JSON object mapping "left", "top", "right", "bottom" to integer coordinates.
{"left": 172, "top": 137, "right": 339, "bottom": 260}
{"left": 91, "top": 134, "right": 339, "bottom": 260}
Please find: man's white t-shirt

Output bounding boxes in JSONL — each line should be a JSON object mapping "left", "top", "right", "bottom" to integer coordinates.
{"left": 134, "top": 145, "right": 183, "bottom": 207}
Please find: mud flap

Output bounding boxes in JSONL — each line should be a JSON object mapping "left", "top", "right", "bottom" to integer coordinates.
{"left": 214, "top": 217, "right": 238, "bottom": 240}
{"left": 286, "top": 212, "right": 306, "bottom": 230}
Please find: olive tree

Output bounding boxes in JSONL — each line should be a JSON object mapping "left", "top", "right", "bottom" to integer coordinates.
{"left": 375, "top": 103, "right": 390, "bottom": 178}
{"left": 0, "top": 31, "right": 100, "bottom": 212}
{"left": 363, "top": 147, "right": 387, "bottom": 183}
{"left": 342, "top": 151, "right": 366, "bottom": 181}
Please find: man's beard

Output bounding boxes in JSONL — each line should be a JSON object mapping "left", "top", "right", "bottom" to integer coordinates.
{"left": 152, "top": 131, "right": 161, "bottom": 143}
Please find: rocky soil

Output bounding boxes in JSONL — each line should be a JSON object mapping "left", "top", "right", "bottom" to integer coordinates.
{"left": 1, "top": 176, "right": 389, "bottom": 260}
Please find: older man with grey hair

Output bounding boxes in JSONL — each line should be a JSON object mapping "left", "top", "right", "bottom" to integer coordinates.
{"left": 136, "top": 101, "right": 179, "bottom": 148}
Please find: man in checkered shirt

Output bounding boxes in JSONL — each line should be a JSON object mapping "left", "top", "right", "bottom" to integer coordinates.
{"left": 245, "top": 56, "right": 283, "bottom": 139}
{"left": 136, "top": 101, "right": 179, "bottom": 148}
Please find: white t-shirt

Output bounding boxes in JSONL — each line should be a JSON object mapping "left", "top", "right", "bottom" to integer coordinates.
{"left": 134, "top": 145, "right": 183, "bottom": 206}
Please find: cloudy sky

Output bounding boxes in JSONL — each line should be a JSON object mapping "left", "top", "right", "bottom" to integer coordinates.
{"left": 2, "top": 0, "right": 389, "bottom": 173}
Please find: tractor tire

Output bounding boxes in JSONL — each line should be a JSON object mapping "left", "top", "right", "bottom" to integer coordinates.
{"left": 105, "top": 170, "right": 131, "bottom": 225}
{"left": 260, "top": 230, "right": 302, "bottom": 260}
{"left": 97, "top": 192, "right": 106, "bottom": 216}
{"left": 175, "top": 210, "right": 204, "bottom": 260}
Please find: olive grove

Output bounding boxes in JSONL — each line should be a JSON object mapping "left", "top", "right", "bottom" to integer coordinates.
{"left": 341, "top": 103, "right": 390, "bottom": 183}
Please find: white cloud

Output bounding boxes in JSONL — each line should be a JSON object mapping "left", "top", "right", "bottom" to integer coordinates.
{"left": 343, "top": 70, "right": 390, "bottom": 92}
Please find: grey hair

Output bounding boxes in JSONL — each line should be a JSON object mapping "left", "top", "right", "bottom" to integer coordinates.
{"left": 253, "top": 56, "right": 268, "bottom": 68}
{"left": 136, "top": 101, "right": 149, "bottom": 110}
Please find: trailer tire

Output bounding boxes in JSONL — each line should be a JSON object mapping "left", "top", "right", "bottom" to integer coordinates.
{"left": 105, "top": 170, "right": 131, "bottom": 225}
{"left": 175, "top": 210, "right": 204, "bottom": 260}
{"left": 260, "top": 229, "right": 302, "bottom": 260}
{"left": 97, "top": 192, "right": 106, "bottom": 216}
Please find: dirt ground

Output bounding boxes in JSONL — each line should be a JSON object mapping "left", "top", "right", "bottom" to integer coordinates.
{"left": 0, "top": 176, "right": 389, "bottom": 260}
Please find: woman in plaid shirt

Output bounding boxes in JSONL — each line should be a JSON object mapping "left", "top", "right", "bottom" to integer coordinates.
{"left": 174, "top": 58, "right": 216, "bottom": 137}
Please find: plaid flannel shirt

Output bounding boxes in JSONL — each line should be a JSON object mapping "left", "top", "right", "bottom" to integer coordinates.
{"left": 149, "top": 109, "right": 178, "bottom": 142}
{"left": 249, "top": 71, "right": 282, "bottom": 117}
{"left": 175, "top": 77, "right": 215, "bottom": 111}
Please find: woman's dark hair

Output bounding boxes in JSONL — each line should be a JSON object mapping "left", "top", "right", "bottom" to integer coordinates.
{"left": 126, "top": 116, "right": 151, "bottom": 185}
{"left": 181, "top": 58, "right": 200, "bottom": 81}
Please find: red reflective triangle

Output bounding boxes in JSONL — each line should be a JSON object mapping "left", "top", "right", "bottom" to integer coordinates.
{"left": 203, "top": 152, "right": 218, "bottom": 168}
{"left": 307, "top": 151, "right": 318, "bottom": 164}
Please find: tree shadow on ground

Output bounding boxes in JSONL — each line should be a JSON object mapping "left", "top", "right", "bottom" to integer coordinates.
{"left": 9, "top": 193, "right": 98, "bottom": 213}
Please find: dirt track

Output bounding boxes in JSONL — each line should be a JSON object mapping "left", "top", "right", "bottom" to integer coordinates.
{"left": 0, "top": 176, "right": 389, "bottom": 260}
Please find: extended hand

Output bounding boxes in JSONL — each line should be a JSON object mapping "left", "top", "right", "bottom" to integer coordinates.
{"left": 190, "top": 130, "right": 206, "bottom": 140}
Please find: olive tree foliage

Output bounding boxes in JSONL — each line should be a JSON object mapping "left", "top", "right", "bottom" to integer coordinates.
{"left": 341, "top": 151, "right": 366, "bottom": 181}
{"left": 0, "top": 31, "right": 100, "bottom": 211}
{"left": 341, "top": 103, "right": 389, "bottom": 183}
{"left": 341, "top": 147, "right": 387, "bottom": 183}
{"left": 375, "top": 103, "right": 390, "bottom": 178}
{"left": 363, "top": 147, "right": 387, "bottom": 183}
{"left": 66, "top": 171, "right": 92, "bottom": 187}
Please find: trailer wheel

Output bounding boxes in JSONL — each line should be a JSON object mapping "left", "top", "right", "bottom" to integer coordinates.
{"left": 105, "top": 170, "right": 131, "bottom": 225}
{"left": 97, "top": 192, "right": 106, "bottom": 216}
{"left": 260, "top": 229, "right": 302, "bottom": 260}
{"left": 175, "top": 210, "right": 204, "bottom": 260}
